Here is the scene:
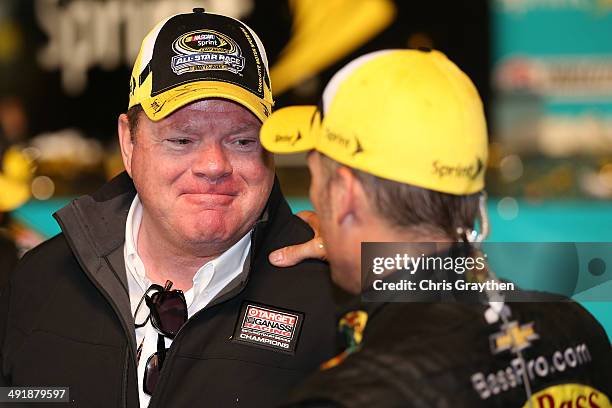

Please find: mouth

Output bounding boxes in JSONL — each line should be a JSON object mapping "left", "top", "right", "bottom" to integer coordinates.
{"left": 181, "top": 192, "right": 238, "bottom": 206}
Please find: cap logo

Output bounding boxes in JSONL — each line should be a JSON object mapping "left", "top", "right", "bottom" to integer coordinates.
{"left": 275, "top": 131, "right": 302, "bottom": 146}
{"left": 171, "top": 30, "right": 245, "bottom": 76}
{"left": 326, "top": 129, "right": 350, "bottom": 148}
{"left": 352, "top": 137, "right": 364, "bottom": 156}
{"left": 432, "top": 158, "right": 484, "bottom": 180}
{"left": 325, "top": 129, "right": 365, "bottom": 156}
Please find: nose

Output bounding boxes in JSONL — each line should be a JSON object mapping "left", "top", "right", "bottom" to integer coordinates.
{"left": 191, "top": 142, "right": 233, "bottom": 183}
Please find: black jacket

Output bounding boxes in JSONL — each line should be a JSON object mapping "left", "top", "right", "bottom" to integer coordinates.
{"left": 0, "top": 230, "right": 18, "bottom": 290}
{"left": 0, "top": 172, "right": 339, "bottom": 408}
{"left": 288, "top": 285, "right": 612, "bottom": 407}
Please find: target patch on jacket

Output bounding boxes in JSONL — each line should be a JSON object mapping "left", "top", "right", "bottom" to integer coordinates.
{"left": 232, "top": 302, "right": 304, "bottom": 354}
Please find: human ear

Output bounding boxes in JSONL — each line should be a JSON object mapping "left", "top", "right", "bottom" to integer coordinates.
{"left": 117, "top": 113, "right": 134, "bottom": 177}
{"left": 331, "top": 166, "right": 362, "bottom": 227}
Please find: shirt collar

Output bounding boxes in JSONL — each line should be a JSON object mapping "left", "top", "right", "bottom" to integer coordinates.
{"left": 201, "top": 227, "right": 251, "bottom": 288}
{"left": 125, "top": 195, "right": 141, "bottom": 257}
{"left": 125, "top": 194, "right": 146, "bottom": 286}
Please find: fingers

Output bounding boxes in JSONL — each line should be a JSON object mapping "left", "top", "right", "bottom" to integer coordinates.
{"left": 269, "top": 237, "right": 327, "bottom": 267}
{"left": 268, "top": 210, "right": 326, "bottom": 267}
{"left": 295, "top": 210, "right": 316, "bottom": 222}
{"left": 295, "top": 210, "right": 320, "bottom": 234}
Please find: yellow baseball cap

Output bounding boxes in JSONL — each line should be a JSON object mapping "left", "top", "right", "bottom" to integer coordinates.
{"left": 0, "top": 146, "right": 32, "bottom": 212}
{"left": 129, "top": 8, "right": 273, "bottom": 122}
{"left": 260, "top": 49, "right": 488, "bottom": 195}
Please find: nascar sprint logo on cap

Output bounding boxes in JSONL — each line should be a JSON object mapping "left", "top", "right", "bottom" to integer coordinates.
{"left": 171, "top": 30, "right": 245, "bottom": 75}
{"left": 232, "top": 302, "right": 304, "bottom": 354}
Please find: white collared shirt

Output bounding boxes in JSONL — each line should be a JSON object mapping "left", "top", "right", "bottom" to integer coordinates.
{"left": 124, "top": 195, "right": 251, "bottom": 408}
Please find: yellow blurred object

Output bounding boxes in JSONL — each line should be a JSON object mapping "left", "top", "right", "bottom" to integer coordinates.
{"left": 597, "top": 163, "right": 612, "bottom": 191}
{"left": 270, "top": 0, "right": 396, "bottom": 95}
{"left": 0, "top": 147, "right": 33, "bottom": 211}
{"left": 31, "top": 176, "right": 55, "bottom": 201}
{"left": 0, "top": 21, "right": 22, "bottom": 63}
{"left": 104, "top": 147, "right": 126, "bottom": 180}
{"left": 597, "top": 0, "right": 612, "bottom": 11}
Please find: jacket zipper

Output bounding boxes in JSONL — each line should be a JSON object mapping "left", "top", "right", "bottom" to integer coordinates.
{"left": 77, "top": 271, "right": 137, "bottom": 408}
{"left": 72, "top": 267, "right": 137, "bottom": 408}
{"left": 83, "top": 273, "right": 137, "bottom": 408}
{"left": 122, "top": 346, "right": 130, "bottom": 408}
{"left": 55, "top": 217, "right": 138, "bottom": 408}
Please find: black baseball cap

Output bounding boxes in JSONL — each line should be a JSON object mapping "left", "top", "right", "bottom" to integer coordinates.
{"left": 128, "top": 9, "right": 273, "bottom": 122}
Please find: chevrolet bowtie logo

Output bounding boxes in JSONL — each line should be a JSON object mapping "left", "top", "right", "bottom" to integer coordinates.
{"left": 490, "top": 321, "right": 539, "bottom": 354}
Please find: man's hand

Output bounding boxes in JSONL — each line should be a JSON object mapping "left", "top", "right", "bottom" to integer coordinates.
{"left": 269, "top": 211, "right": 327, "bottom": 267}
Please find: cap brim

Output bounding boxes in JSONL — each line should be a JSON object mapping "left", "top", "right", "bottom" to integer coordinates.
{"left": 141, "top": 80, "right": 272, "bottom": 123}
{"left": 0, "top": 177, "right": 29, "bottom": 212}
{"left": 260, "top": 105, "right": 319, "bottom": 154}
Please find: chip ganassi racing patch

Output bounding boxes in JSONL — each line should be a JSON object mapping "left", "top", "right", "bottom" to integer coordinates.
{"left": 232, "top": 302, "right": 304, "bottom": 354}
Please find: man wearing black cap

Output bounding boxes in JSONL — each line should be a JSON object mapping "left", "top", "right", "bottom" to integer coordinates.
{"left": 0, "top": 10, "right": 337, "bottom": 408}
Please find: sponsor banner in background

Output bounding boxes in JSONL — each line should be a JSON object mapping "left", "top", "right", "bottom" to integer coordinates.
{"left": 492, "top": 0, "right": 612, "bottom": 156}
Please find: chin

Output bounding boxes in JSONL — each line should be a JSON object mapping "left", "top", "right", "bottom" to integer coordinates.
{"left": 331, "top": 264, "right": 361, "bottom": 295}
{"left": 179, "top": 220, "right": 230, "bottom": 244}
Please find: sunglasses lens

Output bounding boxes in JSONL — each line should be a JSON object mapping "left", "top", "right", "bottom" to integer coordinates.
{"left": 143, "top": 352, "right": 162, "bottom": 395}
{"left": 152, "top": 291, "right": 187, "bottom": 337}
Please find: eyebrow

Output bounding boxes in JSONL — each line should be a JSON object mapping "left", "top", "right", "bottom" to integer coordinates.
{"left": 222, "top": 123, "right": 261, "bottom": 136}
{"left": 165, "top": 121, "right": 202, "bottom": 135}
{"left": 165, "top": 121, "right": 261, "bottom": 136}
